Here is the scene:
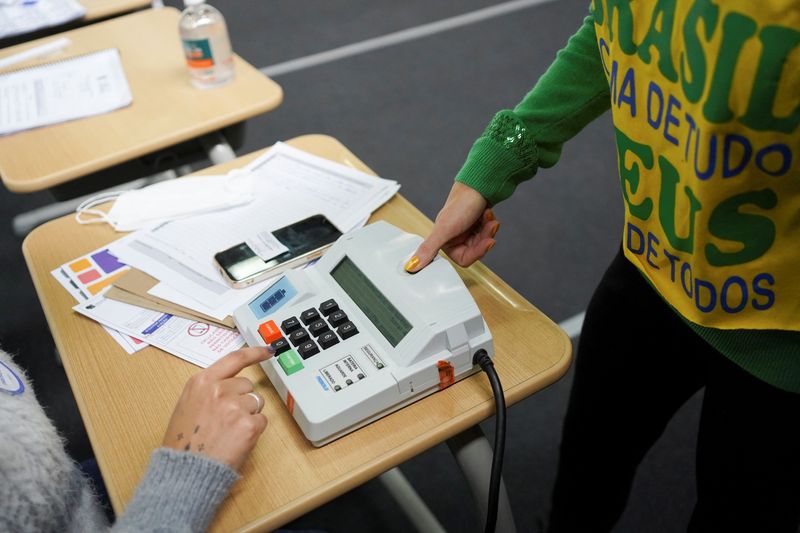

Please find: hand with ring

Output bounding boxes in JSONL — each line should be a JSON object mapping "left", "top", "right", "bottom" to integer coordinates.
{"left": 162, "top": 346, "right": 275, "bottom": 470}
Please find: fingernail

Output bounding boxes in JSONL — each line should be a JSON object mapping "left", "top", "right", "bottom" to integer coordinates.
{"left": 487, "top": 241, "right": 496, "bottom": 252}
{"left": 404, "top": 256, "right": 420, "bottom": 272}
{"left": 485, "top": 210, "right": 496, "bottom": 222}
{"left": 491, "top": 223, "right": 500, "bottom": 238}
{"left": 265, "top": 344, "right": 276, "bottom": 355}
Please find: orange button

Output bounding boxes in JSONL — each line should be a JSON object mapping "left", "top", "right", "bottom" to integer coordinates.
{"left": 258, "top": 320, "right": 282, "bottom": 344}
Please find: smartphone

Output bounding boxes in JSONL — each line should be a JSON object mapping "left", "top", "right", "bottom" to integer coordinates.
{"left": 214, "top": 214, "right": 342, "bottom": 288}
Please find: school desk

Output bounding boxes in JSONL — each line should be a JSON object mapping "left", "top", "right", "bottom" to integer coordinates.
{"left": 0, "top": 7, "right": 282, "bottom": 193}
{"left": 22, "top": 134, "right": 572, "bottom": 532}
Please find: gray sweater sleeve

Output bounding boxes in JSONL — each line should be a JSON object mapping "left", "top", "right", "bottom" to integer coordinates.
{"left": 0, "top": 351, "right": 239, "bottom": 533}
{"left": 114, "top": 449, "right": 240, "bottom": 533}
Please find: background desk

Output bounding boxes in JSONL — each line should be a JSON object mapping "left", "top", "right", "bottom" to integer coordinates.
{"left": 81, "top": 0, "right": 151, "bottom": 21}
{"left": 0, "top": 7, "right": 282, "bottom": 193}
{"left": 23, "top": 134, "right": 571, "bottom": 531}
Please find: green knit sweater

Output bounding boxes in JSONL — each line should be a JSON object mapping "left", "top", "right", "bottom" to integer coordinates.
{"left": 455, "top": 15, "right": 800, "bottom": 393}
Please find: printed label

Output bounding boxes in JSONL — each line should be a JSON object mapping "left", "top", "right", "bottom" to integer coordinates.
{"left": 182, "top": 38, "right": 214, "bottom": 68}
{"left": 0, "top": 361, "right": 25, "bottom": 396}
{"left": 315, "top": 375, "right": 330, "bottom": 392}
{"left": 320, "top": 355, "right": 365, "bottom": 392}
{"left": 245, "top": 231, "right": 289, "bottom": 262}
{"left": 360, "top": 343, "right": 385, "bottom": 370}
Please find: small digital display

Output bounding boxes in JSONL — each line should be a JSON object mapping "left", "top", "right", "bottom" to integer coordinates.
{"left": 330, "top": 256, "right": 412, "bottom": 347}
{"left": 248, "top": 276, "right": 297, "bottom": 320}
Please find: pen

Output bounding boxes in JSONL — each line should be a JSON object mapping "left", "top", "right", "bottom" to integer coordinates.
{"left": 0, "top": 37, "right": 71, "bottom": 70}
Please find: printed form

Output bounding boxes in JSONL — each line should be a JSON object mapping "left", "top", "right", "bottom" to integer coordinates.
{"left": 111, "top": 143, "right": 399, "bottom": 314}
{"left": 74, "top": 296, "right": 245, "bottom": 368}
{"left": 0, "top": 48, "right": 132, "bottom": 135}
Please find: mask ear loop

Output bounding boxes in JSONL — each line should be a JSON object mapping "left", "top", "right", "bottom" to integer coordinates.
{"left": 75, "top": 191, "right": 124, "bottom": 227}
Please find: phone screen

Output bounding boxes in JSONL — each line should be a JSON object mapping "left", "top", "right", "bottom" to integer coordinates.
{"left": 215, "top": 215, "right": 342, "bottom": 282}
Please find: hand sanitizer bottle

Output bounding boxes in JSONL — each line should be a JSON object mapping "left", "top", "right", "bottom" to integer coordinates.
{"left": 179, "top": 0, "right": 235, "bottom": 89}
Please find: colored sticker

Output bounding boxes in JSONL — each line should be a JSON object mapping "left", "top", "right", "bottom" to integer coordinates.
{"left": 87, "top": 270, "right": 125, "bottom": 295}
{"left": 77, "top": 269, "right": 101, "bottom": 284}
{"left": 437, "top": 361, "right": 455, "bottom": 390}
{"left": 69, "top": 258, "right": 92, "bottom": 272}
{"left": 315, "top": 375, "right": 330, "bottom": 392}
{"left": 0, "top": 360, "right": 25, "bottom": 396}
{"left": 90, "top": 249, "right": 125, "bottom": 274}
{"left": 286, "top": 391, "right": 295, "bottom": 415}
{"left": 182, "top": 38, "right": 214, "bottom": 68}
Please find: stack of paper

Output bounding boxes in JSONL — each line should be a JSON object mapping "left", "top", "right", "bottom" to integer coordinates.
{"left": 0, "top": 0, "right": 86, "bottom": 40}
{"left": 56, "top": 143, "right": 400, "bottom": 368}
{"left": 0, "top": 48, "right": 132, "bottom": 136}
{"left": 109, "top": 142, "right": 400, "bottom": 323}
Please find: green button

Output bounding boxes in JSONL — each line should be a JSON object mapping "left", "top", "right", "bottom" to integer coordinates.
{"left": 278, "top": 349, "right": 303, "bottom": 375}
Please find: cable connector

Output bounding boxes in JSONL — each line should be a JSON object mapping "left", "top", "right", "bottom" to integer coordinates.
{"left": 473, "top": 348, "right": 493, "bottom": 369}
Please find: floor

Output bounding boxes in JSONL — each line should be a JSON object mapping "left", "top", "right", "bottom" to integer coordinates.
{"left": 2, "top": 1, "right": 705, "bottom": 531}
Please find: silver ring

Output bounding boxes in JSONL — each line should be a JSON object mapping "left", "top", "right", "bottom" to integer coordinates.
{"left": 246, "top": 392, "right": 264, "bottom": 414}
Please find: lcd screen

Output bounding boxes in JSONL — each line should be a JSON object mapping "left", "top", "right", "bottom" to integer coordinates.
{"left": 330, "top": 256, "right": 412, "bottom": 347}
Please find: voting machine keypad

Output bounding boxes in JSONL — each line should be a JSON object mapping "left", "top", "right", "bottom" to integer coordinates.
{"left": 260, "top": 299, "right": 360, "bottom": 371}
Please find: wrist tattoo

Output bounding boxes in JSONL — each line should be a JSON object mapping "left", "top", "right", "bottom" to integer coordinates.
{"left": 194, "top": 425, "right": 200, "bottom": 434}
{"left": 177, "top": 432, "right": 184, "bottom": 441}
{"left": 198, "top": 443, "right": 205, "bottom": 452}
{"left": 184, "top": 443, "right": 191, "bottom": 451}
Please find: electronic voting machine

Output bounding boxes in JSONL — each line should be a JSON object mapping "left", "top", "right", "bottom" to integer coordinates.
{"left": 233, "top": 221, "right": 493, "bottom": 446}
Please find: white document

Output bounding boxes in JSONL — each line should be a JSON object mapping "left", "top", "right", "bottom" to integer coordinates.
{"left": 0, "top": 48, "right": 132, "bottom": 136}
{"left": 0, "top": 0, "right": 86, "bottom": 39}
{"left": 110, "top": 143, "right": 399, "bottom": 313}
{"left": 74, "top": 296, "right": 246, "bottom": 368}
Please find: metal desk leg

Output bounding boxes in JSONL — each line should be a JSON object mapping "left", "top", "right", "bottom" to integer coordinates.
{"left": 379, "top": 467, "right": 447, "bottom": 533}
{"left": 447, "top": 425, "right": 518, "bottom": 533}
{"left": 199, "top": 131, "right": 237, "bottom": 165}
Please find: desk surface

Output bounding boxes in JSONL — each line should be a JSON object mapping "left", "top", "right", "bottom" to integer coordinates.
{"left": 23, "top": 134, "right": 572, "bottom": 532}
{"left": 0, "top": 7, "right": 282, "bottom": 193}
{"left": 81, "top": 0, "right": 150, "bottom": 21}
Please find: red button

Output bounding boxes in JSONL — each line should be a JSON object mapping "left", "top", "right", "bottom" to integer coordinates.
{"left": 258, "top": 320, "right": 282, "bottom": 344}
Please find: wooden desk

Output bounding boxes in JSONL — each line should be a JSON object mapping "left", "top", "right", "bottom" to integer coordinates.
{"left": 23, "top": 135, "right": 571, "bottom": 532}
{"left": 0, "top": 7, "right": 282, "bottom": 193}
{"left": 81, "top": 0, "right": 150, "bottom": 21}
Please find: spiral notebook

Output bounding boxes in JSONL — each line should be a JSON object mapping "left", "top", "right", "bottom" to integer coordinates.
{"left": 0, "top": 48, "right": 132, "bottom": 136}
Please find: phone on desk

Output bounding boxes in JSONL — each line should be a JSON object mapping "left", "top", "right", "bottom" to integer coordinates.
{"left": 214, "top": 214, "right": 342, "bottom": 289}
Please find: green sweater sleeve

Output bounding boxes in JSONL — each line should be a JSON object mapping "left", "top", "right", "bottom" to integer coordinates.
{"left": 456, "top": 15, "right": 610, "bottom": 205}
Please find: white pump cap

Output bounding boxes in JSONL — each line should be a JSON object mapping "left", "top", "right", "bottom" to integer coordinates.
{"left": 183, "top": 0, "right": 205, "bottom": 6}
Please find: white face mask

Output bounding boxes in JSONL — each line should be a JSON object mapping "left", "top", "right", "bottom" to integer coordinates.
{"left": 75, "top": 171, "right": 253, "bottom": 231}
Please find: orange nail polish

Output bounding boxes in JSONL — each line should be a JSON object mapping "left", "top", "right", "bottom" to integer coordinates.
{"left": 485, "top": 210, "right": 496, "bottom": 222}
{"left": 487, "top": 241, "right": 496, "bottom": 252}
{"left": 404, "top": 256, "right": 420, "bottom": 272}
{"left": 491, "top": 223, "right": 500, "bottom": 238}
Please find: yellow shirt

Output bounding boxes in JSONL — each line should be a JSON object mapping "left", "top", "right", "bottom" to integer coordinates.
{"left": 593, "top": 0, "right": 800, "bottom": 331}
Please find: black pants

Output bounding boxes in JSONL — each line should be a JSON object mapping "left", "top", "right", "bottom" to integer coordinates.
{"left": 547, "top": 250, "right": 800, "bottom": 533}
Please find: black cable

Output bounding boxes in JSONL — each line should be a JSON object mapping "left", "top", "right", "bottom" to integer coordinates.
{"left": 473, "top": 349, "right": 506, "bottom": 533}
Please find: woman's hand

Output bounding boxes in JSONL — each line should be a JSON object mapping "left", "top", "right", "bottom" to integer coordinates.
{"left": 162, "top": 346, "right": 274, "bottom": 470}
{"left": 405, "top": 182, "right": 500, "bottom": 272}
